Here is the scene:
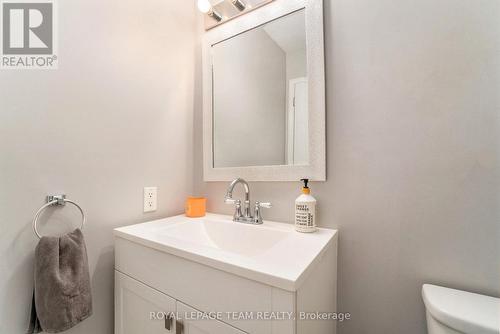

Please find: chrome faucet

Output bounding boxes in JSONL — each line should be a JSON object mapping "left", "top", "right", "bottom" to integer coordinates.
{"left": 224, "top": 178, "right": 251, "bottom": 218}
{"left": 224, "top": 178, "right": 272, "bottom": 224}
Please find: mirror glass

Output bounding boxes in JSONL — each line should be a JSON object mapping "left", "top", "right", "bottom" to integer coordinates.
{"left": 212, "top": 9, "right": 308, "bottom": 168}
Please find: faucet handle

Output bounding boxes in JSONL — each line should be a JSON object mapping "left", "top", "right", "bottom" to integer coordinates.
{"left": 233, "top": 200, "right": 243, "bottom": 220}
{"left": 253, "top": 201, "right": 272, "bottom": 224}
{"left": 257, "top": 202, "right": 272, "bottom": 209}
{"left": 224, "top": 198, "right": 237, "bottom": 205}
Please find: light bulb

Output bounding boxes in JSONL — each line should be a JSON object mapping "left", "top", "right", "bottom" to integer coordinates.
{"left": 231, "top": 0, "right": 246, "bottom": 11}
{"left": 197, "top": 0, "right": 211, "bottom": 13}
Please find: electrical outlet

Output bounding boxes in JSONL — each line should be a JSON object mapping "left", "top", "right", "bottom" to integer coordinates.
{"left": 143, "top": 187, "right": 157, "bottom": 212}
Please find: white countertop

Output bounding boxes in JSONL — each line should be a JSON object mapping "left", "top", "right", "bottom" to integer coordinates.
{"left": 114, "top": 213, "right": 337, "bottom": 291}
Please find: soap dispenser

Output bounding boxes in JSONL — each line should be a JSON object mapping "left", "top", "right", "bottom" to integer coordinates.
{"left": 295, "top": 179, "right": 317, "bottom": 233}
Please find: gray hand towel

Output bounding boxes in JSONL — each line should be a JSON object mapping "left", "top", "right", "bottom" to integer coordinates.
{"left": 28, "top": 229, "right": 92, "bottom": 333}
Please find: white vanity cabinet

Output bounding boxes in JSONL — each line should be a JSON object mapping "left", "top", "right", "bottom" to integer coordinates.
{"left": 115, "top": 272, "right": 243, "bottom": 334}
{"left": 114, "top": 214, "right": 338, "bottom": 334}
{"left": 115, "top": 271, "right": 176, "bottom": 334}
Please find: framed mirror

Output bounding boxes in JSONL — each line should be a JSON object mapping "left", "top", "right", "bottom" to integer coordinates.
{"left": 203, "top": 0, "right": 325, "bottom": 181}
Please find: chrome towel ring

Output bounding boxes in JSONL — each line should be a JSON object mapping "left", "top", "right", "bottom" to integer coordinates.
{"left": 32, "top": 195, "right": 86, "bottom": 239}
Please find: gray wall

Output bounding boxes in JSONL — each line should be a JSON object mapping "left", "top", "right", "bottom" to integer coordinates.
{"left": 0, "top": 0, "right": 197, "bottom": 333}
{"left": 213, "top": 29, "right": 287, "bottom": 168}
{"left": 195, "top": 0, "right": 500, "bottom": 333}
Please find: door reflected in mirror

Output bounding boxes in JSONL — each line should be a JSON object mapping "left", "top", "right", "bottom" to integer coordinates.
{"left": 212, "top": 9, "right": 308, "bottom": 168}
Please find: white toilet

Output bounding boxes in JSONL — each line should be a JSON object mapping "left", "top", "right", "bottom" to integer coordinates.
{"left": 422, "top": 284, "right": 500, "bottom": 334}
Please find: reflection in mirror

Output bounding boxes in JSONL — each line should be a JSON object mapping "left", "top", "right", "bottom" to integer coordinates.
{"left": 212, "top": 9, "right": 307, "bottom": 168}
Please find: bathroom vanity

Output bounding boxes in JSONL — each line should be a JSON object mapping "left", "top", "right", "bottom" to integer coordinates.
{"left": 114, "top": 214, "right": 337, "bottom": 334}
{"left": 114, "top": 0, "right": 333, "bottom": 331}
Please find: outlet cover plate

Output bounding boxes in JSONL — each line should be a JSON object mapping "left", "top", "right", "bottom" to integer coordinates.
{"left": 143, "top": 187, "right": 157, "bottom": 213}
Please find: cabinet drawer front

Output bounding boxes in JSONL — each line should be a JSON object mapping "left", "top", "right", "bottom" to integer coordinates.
{"left": 115, "top": 271, "right": 176, "bottom": 334}
{"left": 115, "top": 238, "right": 273, "bottom": 334}
{"left": 177, "top": 302, "right": 246, "bottom": 334}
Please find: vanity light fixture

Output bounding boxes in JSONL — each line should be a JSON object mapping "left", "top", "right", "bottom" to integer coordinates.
{"left": 197, "top": 0, "right": 223, "bottom": 22}
{"left": 231, "top": 0, "right": 246, "bottom": 11}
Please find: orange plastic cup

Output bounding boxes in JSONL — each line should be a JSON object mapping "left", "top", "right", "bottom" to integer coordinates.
{"left": 185, "top": 197, "right": 206, "bottom": 218}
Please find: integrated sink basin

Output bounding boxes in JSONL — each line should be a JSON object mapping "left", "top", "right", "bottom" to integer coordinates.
{"left": 114, "top": 213, "right": 337, "bottom": 291}
{"left": 152, "top": 216, "right": 289, "bottom": 256}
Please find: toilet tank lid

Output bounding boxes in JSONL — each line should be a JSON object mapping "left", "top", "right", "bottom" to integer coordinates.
{"left": 422, "top": 284, "right": 500, "bottom": 334}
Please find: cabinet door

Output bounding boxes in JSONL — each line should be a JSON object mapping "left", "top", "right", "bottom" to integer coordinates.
{"left": 176, "top": 302, "right": 246, "bottom": 334}
{"left": 115, "top": 271, "right": 176, "bottom": 334}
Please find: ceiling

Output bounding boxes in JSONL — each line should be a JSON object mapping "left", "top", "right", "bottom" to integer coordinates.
{"left": 263, "top": 10, "right": 306, "bottom": 54}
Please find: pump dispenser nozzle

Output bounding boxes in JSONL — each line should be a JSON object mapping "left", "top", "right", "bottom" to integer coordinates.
{"left": 300, "top": 179, "right": 310, "bottom": 194}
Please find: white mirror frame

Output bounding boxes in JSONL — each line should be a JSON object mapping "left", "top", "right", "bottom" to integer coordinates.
{"left": 202, "top": 0, "right": 325, "bottom": 182}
